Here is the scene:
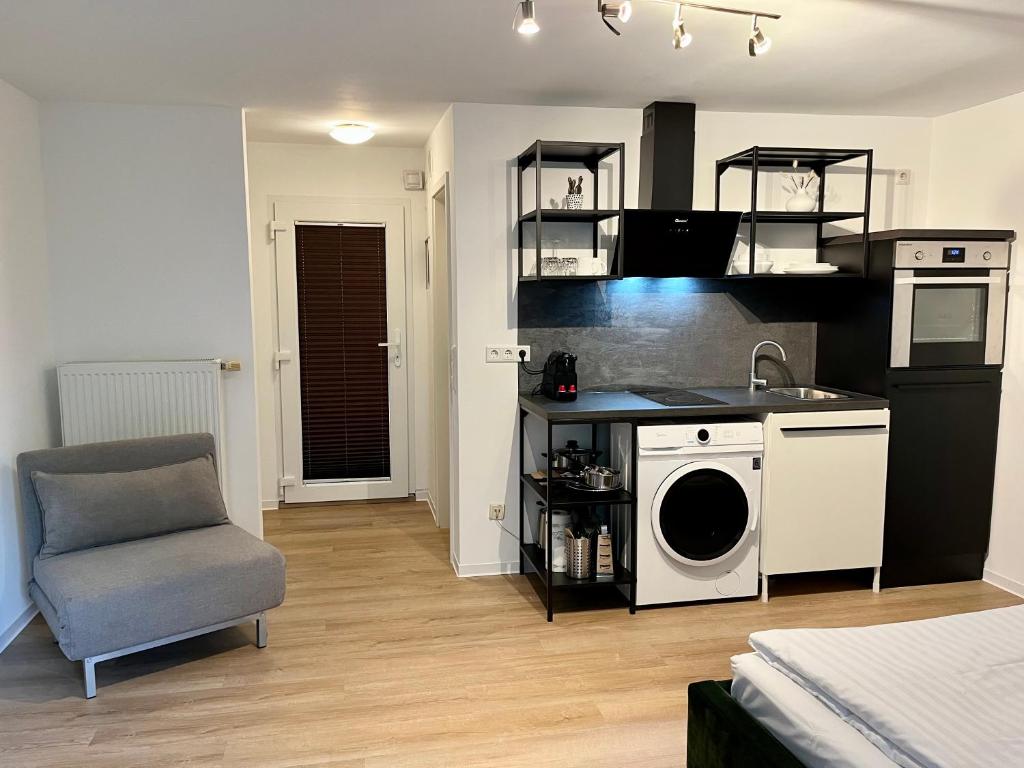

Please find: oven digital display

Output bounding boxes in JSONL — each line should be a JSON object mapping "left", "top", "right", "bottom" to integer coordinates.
{"left": 942, "top": 246, "right": 967, "bottom": 263}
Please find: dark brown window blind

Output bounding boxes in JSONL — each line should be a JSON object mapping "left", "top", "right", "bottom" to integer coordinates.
{"left": 295, "top": 223, "right": 390, "bottom": 481}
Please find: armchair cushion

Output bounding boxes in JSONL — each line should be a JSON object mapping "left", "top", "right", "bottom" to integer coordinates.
{"left": 32, "top": 523, "right": 286, "bottom": 660}
{"left": 32, "top": 454, "right": 228, "bottom": 558}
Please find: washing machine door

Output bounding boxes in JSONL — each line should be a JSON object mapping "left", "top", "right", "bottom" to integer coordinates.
{"left": 651, "top": 461, "right": 755, "bottom": 567}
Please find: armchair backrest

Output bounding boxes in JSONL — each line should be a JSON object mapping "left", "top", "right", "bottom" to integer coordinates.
{"left": 16, "top": 433, "right": 218, "bottom": 564}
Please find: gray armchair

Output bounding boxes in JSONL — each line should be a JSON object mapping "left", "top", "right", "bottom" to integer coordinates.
{"left": 17, "top": 433, "right": 286, "bottom": 698}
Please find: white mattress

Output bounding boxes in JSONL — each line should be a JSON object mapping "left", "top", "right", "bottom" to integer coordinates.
{"left": 747, "top": 605, "right": 1024, "bottom": 768}
{"left": 732, "top": 653, "right": 899, "bottom": 768}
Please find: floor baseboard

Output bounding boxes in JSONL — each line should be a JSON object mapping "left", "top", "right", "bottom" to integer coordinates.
{"left": 983, "top": 568, "right": 1024, "bottom": 598}
{"left": 450, "top": 551, "right": 519, "bottom": 577}
{"left": 0, "top": 605, "right": 38, "bottom": 654}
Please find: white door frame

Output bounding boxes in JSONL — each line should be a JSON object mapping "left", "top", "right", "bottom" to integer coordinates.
{"left": 428, "top": 174, "right": 456, "bottom": 531}
{"left": 273, "top": 196, "right": 411, "bottom": 503}
{"left": 429, "top": 174, "right": 458, "bottom": 547}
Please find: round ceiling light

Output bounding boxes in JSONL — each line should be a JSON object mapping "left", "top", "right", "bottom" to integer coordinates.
{"left": 329, "top": 122, "right": 375, "bottom": 144}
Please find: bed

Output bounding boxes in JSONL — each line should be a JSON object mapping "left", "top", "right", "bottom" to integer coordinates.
{"left": 687, "top": 605, "right": 1024, "bottom": 768}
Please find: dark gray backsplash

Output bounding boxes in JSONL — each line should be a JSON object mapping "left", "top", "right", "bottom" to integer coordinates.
{"left": 518, "top": 278, "right": 816, "bottom": 392}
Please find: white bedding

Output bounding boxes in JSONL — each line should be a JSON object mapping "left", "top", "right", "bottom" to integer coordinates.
{"left": 748, "top": 605, "right": 1024, "bottom": 768}
{"left": 731, "top": 653, "right": 899, "bottom": 768}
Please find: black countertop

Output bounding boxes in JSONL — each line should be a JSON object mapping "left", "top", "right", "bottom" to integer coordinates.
{"left": 519, "top": 386, "right": 888, "bottom": 422}
{"left": 825, "top": 228, "right": 1016, "bottom": 245}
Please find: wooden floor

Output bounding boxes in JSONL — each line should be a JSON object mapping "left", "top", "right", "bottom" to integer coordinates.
{"left": 1, "top": 500, "right": 1019, "bottom": 767}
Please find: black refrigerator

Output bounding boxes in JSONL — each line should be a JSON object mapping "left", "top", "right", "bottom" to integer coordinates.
{"left": 817, "top": 229, "right": 1014, "bottom": 588}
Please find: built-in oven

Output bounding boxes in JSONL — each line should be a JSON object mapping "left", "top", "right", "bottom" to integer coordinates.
{"left": 890, "top": 240, "right": 1010, "bottom": 368}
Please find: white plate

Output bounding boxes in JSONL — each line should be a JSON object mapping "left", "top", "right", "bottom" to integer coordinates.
{"left": 781, "top": 264, "right": 839, "bottom": 275}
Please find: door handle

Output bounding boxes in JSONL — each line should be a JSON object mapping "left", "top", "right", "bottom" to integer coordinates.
{"left": 377, "top": 328, "right": 402, "bottom": 368}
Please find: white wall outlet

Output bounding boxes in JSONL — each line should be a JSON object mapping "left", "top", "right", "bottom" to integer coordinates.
{"left": 485, "top": 345, "right": 530, "bottom": 363}
{"left": 895, "top": 169, "right": 912, "bottom": 186}
{"left": 489, "top": 503, "right": 506, "bottom": 521}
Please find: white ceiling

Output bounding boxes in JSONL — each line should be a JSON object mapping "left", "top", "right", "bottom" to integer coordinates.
{"left": 1, "top": 0, "right": 1023, "bottom": 147}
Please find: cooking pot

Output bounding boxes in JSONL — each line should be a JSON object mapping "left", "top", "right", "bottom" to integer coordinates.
{"left": 544, "top": 440, "right": 601, "bottom": 471}
{"left": 571, "top": 464, "right": 622, "bottom": 491}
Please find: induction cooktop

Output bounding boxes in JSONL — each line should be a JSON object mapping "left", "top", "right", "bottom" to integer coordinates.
{"left": 633, "top": 388, "right": 726, "bottom": 407}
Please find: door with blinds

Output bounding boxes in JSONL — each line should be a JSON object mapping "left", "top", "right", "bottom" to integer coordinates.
{"left": 274, "top": 200, "right": 409, "bottom": 502}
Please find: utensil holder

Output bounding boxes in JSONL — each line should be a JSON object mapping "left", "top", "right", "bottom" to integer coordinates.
{"left": 565, "top": 529, "right": 593, "bottom": 579}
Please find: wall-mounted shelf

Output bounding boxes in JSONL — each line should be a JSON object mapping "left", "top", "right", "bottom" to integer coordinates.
{"left": 517, "top": 140, "right": 625, "bottom": 283}
{"left": 518, "top": 209, "right": 622, "bottom": 224}
{"left": 716, "top": 146, "right": 873, "bottom": 278}
{"left": 739, "top": 211, "right": 865, "bottom": 224}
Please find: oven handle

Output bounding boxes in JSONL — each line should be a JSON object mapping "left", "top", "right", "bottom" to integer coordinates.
{"left": 893, "top": 275, "right": 1002, "bottom": 285}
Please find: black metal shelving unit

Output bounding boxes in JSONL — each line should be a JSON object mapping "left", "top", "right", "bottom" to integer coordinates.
{"left": 516, "top": 140, "right": 626, "bottom": 282}
{"left": 518, "top": 407, "right": 638, "bottom": 621}
{"left": 715, "top": 146, "right": 874, "bottom": 279}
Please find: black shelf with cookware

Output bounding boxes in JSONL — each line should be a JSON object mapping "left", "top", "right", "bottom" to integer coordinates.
{"left": 518, "top": 408, "right": 638, "bottom": 621}
{"left": 715, "top": 146, "right": 874, "bottom": 279}
{"left": 517, "top": 140, "right": 626, "bottom": 282}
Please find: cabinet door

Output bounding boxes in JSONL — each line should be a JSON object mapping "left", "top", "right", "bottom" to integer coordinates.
{"left": 761, "top": 410, "right": 889, "bottom": 575}
{"left": 882, "top": 369, "right": 1001, "bottom": 586}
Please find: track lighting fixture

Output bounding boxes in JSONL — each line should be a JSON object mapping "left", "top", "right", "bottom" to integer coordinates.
{"left": 672, "top": 4, "right": 693, "bottom": 49}
{"left": 514, "top": 0, "right": 539, "bottom": 35}
{"left": 748, "top": 14, "right": 772, "bottom": 56}
{"left": 599, "top": 0, "right": 632, "bottom": 36}
{"left": 513, "top": 1, "right": 779, "bottom": 58}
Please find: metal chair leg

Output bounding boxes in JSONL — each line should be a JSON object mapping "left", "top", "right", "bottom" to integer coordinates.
{"left": 83, "top": 658, "right": 97, "bottom": 699}
{"left": 256, "top": 613, "right": 268, "bottom": 648}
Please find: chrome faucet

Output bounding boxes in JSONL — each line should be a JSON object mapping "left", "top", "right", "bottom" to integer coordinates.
{"left": 750, "top": 340, "right": 787, "bottom": 390}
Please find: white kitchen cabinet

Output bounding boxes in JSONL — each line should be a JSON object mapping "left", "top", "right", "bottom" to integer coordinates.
{"left": 759, "top": 408, "right": 889, "bottom": 601}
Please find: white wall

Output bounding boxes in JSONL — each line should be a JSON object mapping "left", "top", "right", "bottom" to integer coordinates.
{"left": 0, "top": 78, "right": 57, "bottom": 649}
{"left": 40, "top": 103, "right": 262, "bottom": 536}
{"left": 245, "top": 142, "right": 428, "bottom": 508}
{"left": 927, "top": 90, "right": 1024, "bottom": 596}
{"left": 446, "top": 103, "right": 933, "bottom": 574}
{"left": 448, "top": 103, "right": 643, "bottom": 574}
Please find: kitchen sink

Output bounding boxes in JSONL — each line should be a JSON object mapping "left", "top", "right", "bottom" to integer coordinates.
{"left": 769, "top": 386, "right": 850, "bottom": 401}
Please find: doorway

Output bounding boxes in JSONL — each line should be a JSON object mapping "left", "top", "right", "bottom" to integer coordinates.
{"left": 429, "top": 177, "right": 454, "bottom": 529}
{"left": 274, "top": 198, "right": 409, "bottom": 503}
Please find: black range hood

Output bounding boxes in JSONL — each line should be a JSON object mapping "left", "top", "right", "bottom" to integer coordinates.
{"left": 624, "top": 101, "right": 741, "bottom": 278}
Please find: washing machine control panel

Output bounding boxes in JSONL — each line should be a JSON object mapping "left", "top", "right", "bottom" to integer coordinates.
{"left": 639, "top": 422, "right": 763, "bottom": 451}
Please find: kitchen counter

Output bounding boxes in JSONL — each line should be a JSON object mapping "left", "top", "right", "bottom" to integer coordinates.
{"left": 519, "top": 386, "right": 888, "bottom": 423}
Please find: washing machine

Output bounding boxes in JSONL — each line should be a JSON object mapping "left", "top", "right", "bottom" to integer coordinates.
{"left": 626, "top": 421, "right": 763, "bottom": 606}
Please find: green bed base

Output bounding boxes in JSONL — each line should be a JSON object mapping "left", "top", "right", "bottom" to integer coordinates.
{"left": 687, "top": 680, "right": 807, "bottom": 768}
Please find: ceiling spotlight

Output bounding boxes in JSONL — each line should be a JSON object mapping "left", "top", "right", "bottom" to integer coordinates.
{"left": 672, "top": 4, "right": 692, "bottom": 49}
{"left": 599, "top": 1, "right": 632, "bottom": 35}
{"left": 329, "top": 122, "right": 375, "bottom": 144}
{"left": 748, "top": 14, "right": 771, "bottom": 56}
{"left": 515, "top": 0, "right": 539, "bottom": 35}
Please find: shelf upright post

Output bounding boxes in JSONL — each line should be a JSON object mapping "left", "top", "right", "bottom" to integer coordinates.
{"left": 749, "top": 147, "right": 760, "bottom": 276}
{"left": 545, "top": 417, "right": 554, "bottom": 622}
{"left": 535, "top": 142, "right": 543, "bottom": 282}
{"left": 629, "top": 421, "right": 638, "bottom": 614}
{"left": 862, "top": 150, "right": 874, "bottom": 277}
{"left": 815, "top": 162, "right": 827, "bottom": 263}
{"left": 592, "top": 158, "right": 599, "bottom": 268}
{"left": 517, "top": 148, "right": 524, "bottom": 281}
{"left": 617, "top": 143, "right": 626, "bottom": 278}
{"left": 519, "top": 408, "right": 526, "bottom": 576}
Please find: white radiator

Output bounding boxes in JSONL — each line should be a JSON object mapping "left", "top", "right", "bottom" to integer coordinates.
{"left": 57, "top": 360, "right": 228, "bottom": 469}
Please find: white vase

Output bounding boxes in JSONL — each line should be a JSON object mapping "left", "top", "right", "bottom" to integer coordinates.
{"left": 785, "top": 191, "right": 817, "bottom": 212}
